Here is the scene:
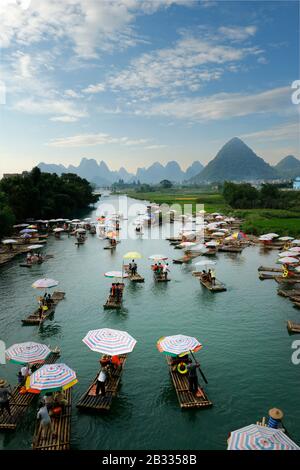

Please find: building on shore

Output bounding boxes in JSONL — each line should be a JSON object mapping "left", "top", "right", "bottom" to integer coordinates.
{"left": 293, "top": 177, "right": 300, "bottom": 190}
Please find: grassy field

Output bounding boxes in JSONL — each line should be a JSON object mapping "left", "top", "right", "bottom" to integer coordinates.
{"left": 126, "top": 190, "right": 300, "bottom": 237}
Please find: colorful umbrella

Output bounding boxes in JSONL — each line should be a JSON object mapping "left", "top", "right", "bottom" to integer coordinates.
{"left": 104, "top": 271, "right": 128, "bottom": 278}
{"left": 20, "top": 228, "right": 38, "bottom": 233}
{"left": 5, "top": 342, "right": 51, "bottom": 365}
{"left": 178, "top": 242, "right": 196, "bottom": 248}
{"left": 157, "top": 334, "right": 202, "bottom": 357}
{"left": 278, "top": 251, "right": 297, "bottom": 258}
{"left": 123, "top": 252, "right": 142, "bottom": 259}
{"left": 29, "top": 363, "right": 77, "bottom": 392}
{"left": 205, "top": 241, "right": 219, "bottom": 247}
{"left": 2, "top": 239, "right": 17, "bottom": 244}
{"left": 278, "top": 236, "right": 294, "bottom": 241}
{"left": 278, "top": 257, "right": 299, "bottom": 265}
{"left": 82, "top": 328, "right": 137, "bottom": 355}
{"left": 32, "top": 278, "right": 59, "bottom": 289}
{"left": 21, "top": 233, "right": 32, "bottom": 239}
{"left": 290, "top": 246, "right": 300, "bottom": 253}
{"left": 227, "top": 424, "right": 300, "bottom": 450}
{"left": 53, "top": 227, "right": 64, "bottom": 233}
{"left": 149, "top": 254, "right": 168, "bottom": 261}
{"left": 28, "top": 244, "right": 43, "bottom": 250}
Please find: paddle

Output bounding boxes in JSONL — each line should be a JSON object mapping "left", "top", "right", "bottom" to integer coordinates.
{"left": 189, "top": 350, "right": 208, "bottom": 384}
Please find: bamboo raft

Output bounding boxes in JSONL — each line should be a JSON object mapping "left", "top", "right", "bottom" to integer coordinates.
{"left": 277, "top": 289, "right": 300, "bottom": 299}
{"left": 77, "top": 355, "right": 127, "bottom": 411}
{"left": 19, "top": 255, "right": 54, "bottom": 268}
{"left": 22, "top": 291, "right": 65, "bottom": 325}
{"left": 275, "top": 277, "right": 300, "bottom": 285}
{"left": 0, "top": 350, "right": 60, "bottom": 431}
{"left": 103, "top": 285, "right": 124, "bottom": 309}
{"left": 293, "top": 302, "right": 300, "bottom": 309}
{"left": 124, "top": 266, "right": 144, "bottom": 283}
{"left": 287, "top": 321, "right": 300, "bottom": 333}
{"left": 32, "top": 388, "right": 72, "bottom": 450}
{"left": 166, "top": 357, "right": 212, "bottom": 409}
{"left": 173, "top": 253, "right": 199, "bottom": 264}
{"left": 197, "top": 275, "right": 227, "bottom": 292}
{"left": 258, "top": 266, "right": 283, "bottom": 273}
{"left": 154, "top": 273, "right": 171, "bottom": 282}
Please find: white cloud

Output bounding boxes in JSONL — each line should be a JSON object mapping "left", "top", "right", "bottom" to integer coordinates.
{"left": 50, "top": 115, "right": 79, "bottom": 123}
{"left": 83, "top": 83, "right": 106, "bottom": 94}
{"left": 136, "top": 86, "right": 293, "bottom": 121}
{"left": 241, "top": 122, "right": 300, "bottom": 142}
{"left": 14, "top": 97, "right": 88, "bottom": 120}
{"left": 219, "top": 26, "right": 257, "bottom": 42}
{"left": 98, "top": 33, "right": 261, "bottom": 100}
{"left": 0, "top": 0, "right": 190, "bottom": 56}
{"left": 47, "top": 132, "right": 149, "bottom": 148}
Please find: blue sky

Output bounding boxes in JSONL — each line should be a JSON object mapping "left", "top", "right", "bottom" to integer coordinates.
{"left": 0, "top": 0, "right": 299, "bottom": 175}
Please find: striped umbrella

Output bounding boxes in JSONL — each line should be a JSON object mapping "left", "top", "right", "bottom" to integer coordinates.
{"left": 149, "top": 254, "right": 168, "bottom": 261}
{"left": 104, "top": 271, "right": 128, "bottom": 278}
{"left": 82, "top": 328, "right": 137, "bottom": 355}
{"left": 5, "top": 342, "right": 51, "bottom": 365}
{"left": 157, "top": 334, "right": 202, "bottom": 357}
{"left": 29, "top": 363, "right": 77, "bottom": 392}
{"left": 32, "top": 278, "right": 59, "bottom": 289}
{"left": 227, "top": 424, "right": 300, "bottom": 450}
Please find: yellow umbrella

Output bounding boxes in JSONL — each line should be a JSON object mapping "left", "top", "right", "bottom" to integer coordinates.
{"left": 123, "top": 251, "right": 142, "bottom": 259}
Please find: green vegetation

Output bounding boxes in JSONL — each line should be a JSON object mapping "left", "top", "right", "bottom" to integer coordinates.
{"left": 127, "top": 186, "right": 300, "bottom": 237}
{"left": 0, "top": 167, "right": 98, "bottom": 238}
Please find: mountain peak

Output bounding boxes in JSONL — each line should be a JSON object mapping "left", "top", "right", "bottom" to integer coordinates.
{"left": 191, "top": 137, "right": 278, "bottom": 183}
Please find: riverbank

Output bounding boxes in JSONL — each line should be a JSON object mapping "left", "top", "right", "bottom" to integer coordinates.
{"left": 126, "top": 190, "right": 300, "bottom": 237}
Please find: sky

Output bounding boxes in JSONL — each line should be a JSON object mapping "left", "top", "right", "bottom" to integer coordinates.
{"left": 0, "top": 0, "right": 299, "bottom": 176}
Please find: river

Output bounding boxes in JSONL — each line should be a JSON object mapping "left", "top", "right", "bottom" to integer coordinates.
{"left": 0, "top": 195, "right": 299, "bottom": 450}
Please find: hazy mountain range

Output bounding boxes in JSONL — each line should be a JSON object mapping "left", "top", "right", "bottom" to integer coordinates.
{"left": 38, "top": 159, "right": 204, "bottom": 185}
{"left": 38, "top": 137, "right": 300, "bottom": 185}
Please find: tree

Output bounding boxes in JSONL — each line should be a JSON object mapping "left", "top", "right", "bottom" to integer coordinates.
{"left": 0, "top": 192, "right": 15, "bottom": 239}
{"left": 160, "top": 179, "right": 173, "bottom": 189}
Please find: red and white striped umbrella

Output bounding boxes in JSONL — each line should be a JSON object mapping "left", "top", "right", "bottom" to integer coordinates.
{"left": 157, "top": 334, "right": 202, "bottom": 357}
{"left": 227, "top": 424, "right": 299, "bottom": 450}
{"left": 5, "top": 342, "right": 51, "bottom": 365}
{"left": 29, "top": 363, "right": 77, "bottom": 391}
{"left": 82, "top": 328, "right": 137, "bottom": 355}
{"left": 32, "top": 278, "right": 59, "bottom": 289}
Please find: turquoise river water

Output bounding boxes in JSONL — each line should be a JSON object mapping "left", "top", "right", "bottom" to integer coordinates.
{"left": 0, "top": 195, "right": 299, "bottom": 450}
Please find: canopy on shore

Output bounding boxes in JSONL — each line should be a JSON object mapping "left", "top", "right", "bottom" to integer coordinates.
{"left": 157, "top": 334, "right": 202, "bottom": 357}
{"left": 278, "top": 236, "right": 294, "bottom": 241}
{"left": 28, "top": 363, "right": 77, "bottom": 393}
{"left": 20, "top": 228, "right": 38, "bottom": 234}
{"left": 82, "top": 328, "right": 137, "bottom": 355}
{"left": 32, "top": 278, "right": 59, "bottom": 289}
{"left": 6, "top": 342, "right": 51, "bottom": 365}
{"left": 227, "top": 424, "right": 300, "bottom": 450}
{"left": 2, "top": 239, "right": 17, "bottom": 244}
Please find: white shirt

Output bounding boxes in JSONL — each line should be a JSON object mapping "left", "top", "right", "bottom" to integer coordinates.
{"left": 163, "top": 265, "right": 168, "bottom": 273}
{"left": 21, "top": 366, "right": 31, "bottom": 377}
{"left": 98, "top": 371, "right": 106, "bottom": 382}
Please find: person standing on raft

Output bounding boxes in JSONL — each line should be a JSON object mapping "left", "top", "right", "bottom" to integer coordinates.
{"left": 187, "top": 359, "right": 200, "bottom": 395}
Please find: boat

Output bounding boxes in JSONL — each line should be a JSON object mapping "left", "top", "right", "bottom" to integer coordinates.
{"left": 275, "top": 277, "right": 300, "bottom": 285}
{"left": 165, "top": 356, "right": 212, "bottom": 409}
{"left": 32, "top": 388, "right": 72, "bottom": 450}
{"left": 0, "top": 349, "right": 60, "bottom": 431}
{"left": 153, "top": 272, "right": 171, "bottom": 282}
{"left": 19, "top": 254, "right": 54, "bottom": 268}
{"left": 103, "top": 285, "right": 124, "bottom": 309}
{"left": 22, "top": 291, "right": 65, "bottom": 325}
{"left": 196, "top": 273, "right": 227, "bottom": 292}
{"left": 287, "top": 320, "right": 300, "bottom": 334}
{"left": 77, "top": 355, "right": 127, "bottom": 412}
{"left": 124, "top": 265, "right": 144, "bottom": 283}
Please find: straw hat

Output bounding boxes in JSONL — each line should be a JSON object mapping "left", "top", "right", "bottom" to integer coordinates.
{"left": 0, "top": 378, "right": 8, "bottom": 388}
{"left": 269, "top": 408, "right": 284, "bottom": 420}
